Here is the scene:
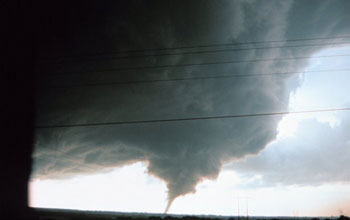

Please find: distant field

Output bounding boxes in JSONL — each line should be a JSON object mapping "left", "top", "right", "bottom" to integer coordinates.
{"left": 34, "top": 208, "right": 348, "bottom": 220}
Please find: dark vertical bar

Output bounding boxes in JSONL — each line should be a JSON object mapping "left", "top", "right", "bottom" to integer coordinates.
{"left": 1, "top": 0, "right": 38, "bottom": 219}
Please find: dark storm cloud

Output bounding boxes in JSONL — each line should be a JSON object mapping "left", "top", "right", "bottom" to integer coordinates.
{"left": 227, "top": 113, "right": 350, "bottom": 187}
{"left": 32, "top": 0, "right": 350, "bottom": 211}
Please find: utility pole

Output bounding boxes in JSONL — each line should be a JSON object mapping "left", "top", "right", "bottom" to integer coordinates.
{"left": 238, "top": 197, "right": 240, "bottom": 220}
{"left": 246, "top": 198, "right": 249, "bottom": 220}
{"left": 234, "top": 195, "right": 251, "bottom": 220}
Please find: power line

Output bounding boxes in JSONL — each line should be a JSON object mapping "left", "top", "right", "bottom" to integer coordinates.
{"left": 48, "top": 53, "right": 350, "bottom": 76}
{"left": 43, "top": 41, "right": 350, "bottom": 63}
{"left": 40, "top": 35, "right": 350, "bottom": 61}
{"left": 35, "top": 107, "right": 350, "bottom": 129}
{"left": 41, "top": 68, "right": 350, "bottom": 89}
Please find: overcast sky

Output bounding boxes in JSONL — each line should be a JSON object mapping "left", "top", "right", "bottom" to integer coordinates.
{"left": 31, "top": 0, "right": 350, "bottom": 216}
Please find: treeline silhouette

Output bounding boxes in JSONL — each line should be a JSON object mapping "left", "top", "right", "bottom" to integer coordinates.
{"left": 116, "top": 216, "right": 232, "bottom": 220}
{"left": 35, "top": 208, "right": 350, "bottom": 220}
{"left": 115, "top": 215, "right": 350, "bottom": 220}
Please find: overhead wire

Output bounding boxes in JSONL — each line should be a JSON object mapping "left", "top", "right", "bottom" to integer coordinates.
{"left": 36, "top": 36, "right": 350, "bottom": 130}
{"left": 40, "top": 35, "right": 350, "bottom": 61}
{"left": 45, "top": 53, "right": 350, "bottom": 76}
{"left": 35, "top": 107, "right": 350, "bottom": 129}
{"left": 41, "top": 68, "right": 350, "bottom": 89}
{"left": 42, "top": 41, "right": 350, "bottom": 63}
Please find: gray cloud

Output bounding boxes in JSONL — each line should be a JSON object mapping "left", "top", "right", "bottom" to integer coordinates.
{"left": 227, "top": 113, "right": 350, "bottom": 187}
{"left": 32, "top": 0, "right": 350, "bottom": 212}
